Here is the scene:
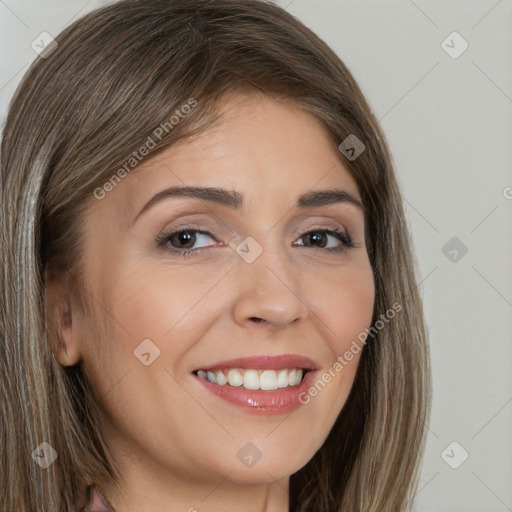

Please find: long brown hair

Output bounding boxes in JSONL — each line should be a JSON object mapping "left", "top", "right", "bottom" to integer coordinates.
{"left": 0, "top": 1, "right": 431, "bottom": 510}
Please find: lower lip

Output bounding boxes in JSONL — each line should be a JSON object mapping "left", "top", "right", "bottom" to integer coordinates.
{"left": 193, "top": 370, "right": 317, "bottom": 415}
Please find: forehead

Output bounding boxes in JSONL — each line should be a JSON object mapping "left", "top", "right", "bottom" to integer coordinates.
{"left": 96, "top": 94, "right": 361, "bottom": 224}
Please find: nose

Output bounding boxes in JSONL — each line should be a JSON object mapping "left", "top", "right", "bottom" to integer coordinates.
{"left": 231, "top": 241, "right": 310, "bottom": 331}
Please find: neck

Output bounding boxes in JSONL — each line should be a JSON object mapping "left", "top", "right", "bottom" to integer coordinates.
{"left": 101, "top": 466, "right": 289, "bottom": 512}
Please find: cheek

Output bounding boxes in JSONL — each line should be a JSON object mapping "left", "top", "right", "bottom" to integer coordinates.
{"left": 103, "top": 261, "right": 222, "bottom": 339}
{"left": 307, "top": 260, "right": 375, "bottom": 355}
{"left": 82, "top": 260, "right": 228, "bottom": 394}
{"left": 89, "top": 252, "right": 375, "bottom": 381}
{"left": 301, "top": 261, "right": 374, "bottom": 411}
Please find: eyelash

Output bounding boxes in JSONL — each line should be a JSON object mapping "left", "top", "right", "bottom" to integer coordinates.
{"left": 156, "top": 224, "right": 356, "bottom": 257}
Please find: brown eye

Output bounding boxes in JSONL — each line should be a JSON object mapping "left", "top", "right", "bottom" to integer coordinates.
{"left": 295, "top": 229, "right": 354, "bottom": 251}
{"left": 169, "top": 231, "right": 197, "bottom": 249}
{"left": 156, "top": 227, "right": 217, "bottom": 255}
{"left": 303, "top": 232, "right": 329, "bottom": 248}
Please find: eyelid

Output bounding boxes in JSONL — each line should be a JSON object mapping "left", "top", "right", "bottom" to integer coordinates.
{"left": 156, "top": 221, "right": 358, "bottom": 256}
{"left": 156, "top": 220, "right": 350, "bottom": 242}
{"left": 298, "top": 221, "right": 348, "bottom": 236}
{"left": 295, "top": 226, "right": 355, "bottom": 249}
{"left": 155, "top": 224, "right": 220, "bottom": 248}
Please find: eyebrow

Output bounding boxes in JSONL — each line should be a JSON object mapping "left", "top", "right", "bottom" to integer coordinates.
{"left": 133, "top": 185, "right": 364, "bottom": 224}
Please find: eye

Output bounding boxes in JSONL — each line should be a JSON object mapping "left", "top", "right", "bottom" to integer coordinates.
{"left": 156, "top": 227, "right": 217, "bottom": 255}
{"left": 294, "top": 228, "right": 354, "bottom": 252}
{"left": 156, "top": 225, "right": 356, "bottom": 257}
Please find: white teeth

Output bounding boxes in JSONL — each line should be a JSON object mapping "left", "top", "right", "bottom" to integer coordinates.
{"left": 277, "top": 369, "right": 289, "bottom": 388}
{"left": 243, "top": 370, "right": 260, "bottom": 390}
{"left": 288, "top": 369, "right": 303, "bottom": 386}
{"left": 227, "top": 369, "right": 243, "bottom": 387}
{"left": 196, "top": 368, "right": 306, "bottom": 389}
{"left": 260, "top": 370, "right": 278, "bottom": 390}
{"left": 215, "top": 370, "right": 228, "bottom": 385}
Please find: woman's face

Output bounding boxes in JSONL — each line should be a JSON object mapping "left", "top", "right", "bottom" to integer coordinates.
{"left": 64, "top": 94, "right": 375, "bottom": 498}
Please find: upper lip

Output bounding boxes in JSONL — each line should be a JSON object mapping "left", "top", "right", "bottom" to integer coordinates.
{"left": 193, "top": 354, "right": 319, "bottom": 372}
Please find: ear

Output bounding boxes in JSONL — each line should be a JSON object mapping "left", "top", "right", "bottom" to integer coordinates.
{"left": 44, "top": 266, "right": 82, "bottom": 366}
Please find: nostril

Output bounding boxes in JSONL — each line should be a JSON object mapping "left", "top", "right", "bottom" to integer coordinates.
{"left": 249, "top": 317, "right": 264, "bottom": 323}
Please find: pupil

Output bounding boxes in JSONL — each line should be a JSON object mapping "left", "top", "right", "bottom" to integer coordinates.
{"left": 177, "top": 231, "right": 194, "bottom": 248}
{"left": 309, "top": 232, "right": 326, "bottom": 248}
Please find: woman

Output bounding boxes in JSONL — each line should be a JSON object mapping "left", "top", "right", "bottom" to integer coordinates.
{"left": 0, "top": 1, "right": 431, "bottom": 510}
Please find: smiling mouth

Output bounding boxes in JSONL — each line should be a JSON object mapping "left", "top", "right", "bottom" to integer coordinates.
{"left": 192, "top": 368, "right": 309, "bottom": 390}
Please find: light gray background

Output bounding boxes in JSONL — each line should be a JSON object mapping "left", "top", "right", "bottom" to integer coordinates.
{"left": 1, "top": 1, "right": 511, "bottom": 510}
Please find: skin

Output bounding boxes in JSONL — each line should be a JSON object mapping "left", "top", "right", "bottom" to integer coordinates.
{"left": 49, "top": 94, "right": 375, "bottom": 512}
